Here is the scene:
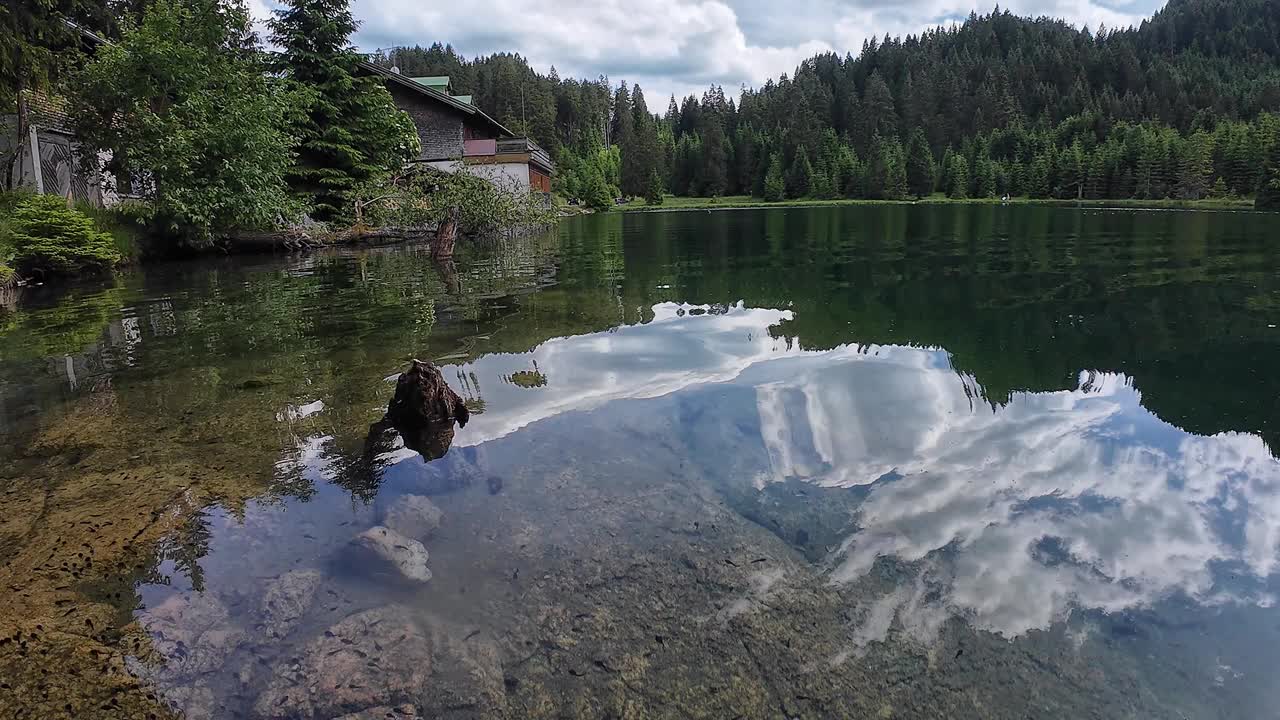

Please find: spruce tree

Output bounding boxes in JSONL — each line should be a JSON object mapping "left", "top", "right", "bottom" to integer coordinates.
{"left": 786, "top": 147, "right": 814, "bottom": 198}
{"left": 1257, "top": 135, "right": 1280, "bottom": 210}
{"left": 763, "top": 153, "right": 785, "bottom": 201}
{"left": 270, "top": 0, "right": 418, "bottom": 220}
{"left": 644, "top": 168, "right": 665, "bottom": 205}
{"left": 906, "top": 129, "right": 936, "bottom": 198}
{"left": 946, "top": 155, "right": 970, "bottom": 199}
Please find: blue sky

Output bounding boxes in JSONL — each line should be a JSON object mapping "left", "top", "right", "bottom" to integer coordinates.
{"left": 251, "top": 0, "right": 1166, "bottom": 102}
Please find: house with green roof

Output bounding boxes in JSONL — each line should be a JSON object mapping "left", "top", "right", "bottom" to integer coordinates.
{"left": 358, "top": 62, "right": 554, "bottom": 197}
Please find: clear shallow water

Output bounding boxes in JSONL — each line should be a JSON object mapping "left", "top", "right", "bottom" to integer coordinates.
{"left": 2, "top": 205, "right": 1280, "bottom": 719}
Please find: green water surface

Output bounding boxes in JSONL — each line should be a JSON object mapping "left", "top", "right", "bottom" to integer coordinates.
{"left": 2, "top": 204, "right": 1279, "bottom": 719}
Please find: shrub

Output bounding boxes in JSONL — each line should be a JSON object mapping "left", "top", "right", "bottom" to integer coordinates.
{"left": 9, "top": 195, "right": 121, "bottom": 276}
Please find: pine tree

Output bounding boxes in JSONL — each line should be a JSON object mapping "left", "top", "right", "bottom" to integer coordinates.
{"left": 859, "top": 71, "right": 898, "bottom": 149}
{"left": 270, "top": 0, "right": 417, "bottom": 220}
{"left": 786, "top": 146, "right": 814, "bottom": 198}
{"left": 644, "top": 168, "right": 664, "bottom": 205}
{"left": 972, "top": 152, "right": 997, "bottom": 198}
{"left": 946, "top": 155, "right": 970, "bottom": 199}
{"left": 1258, "top": 133, "right": 1280, "bottom": 210}
{"left": 1027, "top": 152, "right": 1051, "bottom": 198}
{"left": 906, "top": 129, "right": 936, "bottom": 198}
{"left": 621, "top": 83, "right": 656, "bottom": 197}
{"left": 700, "top": 113, "right": 729, "bottom": 196}
{"left": 868, "top": 136, "right": 906, "bottom": 199}
{"left": 582, "top": 162, "right": 613, "bottom": 210}
{"left": 1177, "top": 130, "right": 1214, "bottom": 200}
{"left": 763, "top": 153, "right": 785, "bottom": 201}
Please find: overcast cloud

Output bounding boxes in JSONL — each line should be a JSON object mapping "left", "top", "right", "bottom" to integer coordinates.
{"left": 250, "top": 0, "right": 1164, "bottom": 102}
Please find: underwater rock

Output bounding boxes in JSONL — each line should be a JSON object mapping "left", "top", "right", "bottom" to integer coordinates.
{"left": 138, "top": 591, "right": 246, "bottom": 681}
{"left": 386, "top": 360, "right": 469, "bottom": 430}
{"left": 381, "top": 495, "right": 443, "bottom": 541}
{"left": 331, "top": 704, "right": 422, "bottom": 720}
{"left": 161, "top": 682, "right": 217, "bottom": 720}
{"left": 258, "top": 569, "right": 323, "bottom": 639}
{"left": 252, "top": 606, "right": 433, "bottom": 719}
{"left": 352, "top": 526, "right": 432, "bottom": 582}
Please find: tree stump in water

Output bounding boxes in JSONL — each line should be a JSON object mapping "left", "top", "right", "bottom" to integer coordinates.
{"left": 387, "top": 359, "right": 469, "bottom": 430}
{"left": 432, "top": 206, "right": 460, "bottom": 260}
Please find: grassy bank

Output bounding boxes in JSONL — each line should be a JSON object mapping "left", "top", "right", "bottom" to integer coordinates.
{"left": 615, "top": 193, "right": 1259, "bottom": 212}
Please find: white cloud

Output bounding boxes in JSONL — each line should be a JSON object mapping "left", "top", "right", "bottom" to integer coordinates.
{"left": 381, "top": 0, "right": 1155, "bottom": 100}
{"left": 249, "top": 0, "right": 1159, "bottom": 102}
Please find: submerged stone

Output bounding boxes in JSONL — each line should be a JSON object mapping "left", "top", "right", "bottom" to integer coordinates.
{"left": 138, "top": 591, "right": 246, "bottom": 681}
{"left": 252, "top": 606, "right": 433, "bottom": 719}
{"left": 380, "top": 494, "right": 443, "bottom": 541}
{"left": 351, "top": 526, "right": 432, "bottom": 582}
{"left": 258, "top": 568, "right": 323, "bottom": 639}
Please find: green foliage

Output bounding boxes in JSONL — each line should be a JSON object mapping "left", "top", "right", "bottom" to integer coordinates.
{"left": 1258, "top": 136, "right": 1280, "bottom": 210}
{"left": 7, "top": 194, "right": 120, "bottom": 276}
{"left": 644, "top": 169, "right": 665, "bottom": 205}
{"left": 946, "top": 154, "right": 970, "bottom": 199}
{"left": 763, "top": 154, "right": 785, "bottom": 202}
{"left": 352, "top": 167, "right": 556, "bottom": 235}
{"left": 269, "top": 0, "right": 419, "bottom": 221}
{"left": 868, "top": 136, "right": 907, "bottom": 200}
{"left": 906, "top": 130, "right": 936, "bottom": 198}
{"left": 73, "top": 0, "right": 297, "bottom": 246}
{"left": 786, "top": 147, "right": 813, "bottom": 198}
{"left": 582, "top": 164, "right": 615, "bottom": 210}
{"left": 556, "top": 140, "right": 620, "bottom": 208}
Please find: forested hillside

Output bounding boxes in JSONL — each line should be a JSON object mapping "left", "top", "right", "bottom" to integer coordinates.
{"left": 377, "top": 0, "right": 1280, "bottom": 207}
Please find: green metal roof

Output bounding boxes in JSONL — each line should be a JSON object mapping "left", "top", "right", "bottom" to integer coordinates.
{"left": 410, "top": 76, "right": 451, "bottom": 90}
{"left": 451, "top": 95, "right": 473, "bottom": 105}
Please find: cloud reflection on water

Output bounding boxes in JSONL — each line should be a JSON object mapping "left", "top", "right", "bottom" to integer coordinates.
{"left": 744, "top": 346, "right": 1280, "bottom": 636}
{"left": 437, "top": 302, "right": 1280, "bottom": 639}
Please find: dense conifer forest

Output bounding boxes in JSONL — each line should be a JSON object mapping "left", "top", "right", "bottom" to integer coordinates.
{"left": 376, "top": 0, "right": 1280, "bottom": 206}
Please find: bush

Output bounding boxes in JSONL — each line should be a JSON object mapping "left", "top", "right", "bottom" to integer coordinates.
{"left": 9, "top": 195, "right": 121, "bottom": 276}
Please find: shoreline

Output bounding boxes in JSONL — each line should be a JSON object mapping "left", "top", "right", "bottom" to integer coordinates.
{"left": 613, "top": 195, "right": 1262, "bottom": 213}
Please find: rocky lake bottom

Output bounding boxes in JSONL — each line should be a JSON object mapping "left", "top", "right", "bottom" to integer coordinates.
{"left": 3, "top": 205, "right": 1280, "bottom": 719}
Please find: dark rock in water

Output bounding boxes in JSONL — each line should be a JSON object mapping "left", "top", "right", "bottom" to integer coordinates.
{"left": 794, "top": 528, "right": 810, "bottom": 547}
{"left": 351, "top": 526, "right": 432, "bottom": 583}
{"left": 387, "top": 360, "right": 469, "bottom": 431}
{"left": 380, "top": 495, "right": 443, "bottom": 540}
{"left": 486, "top": 476, "right": 503, "bottom": 495}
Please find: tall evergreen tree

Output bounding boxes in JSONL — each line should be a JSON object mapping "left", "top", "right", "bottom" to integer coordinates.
{"left": 946, "top": 154, "right": 970, "bottom": 199}
{"left": 786, "top": 146, "right": 814, "bottom": 198}
{"left": 763, "top": 152, "right": 785, "bottom": 201}
{"left": 270, "top": 0, "right": 417, "bottom": 220}
{"left": 1258, "top": 133, "right": 1280, "bottom": 210}
{"left": 906, "top": 129, "right": 936, "bottom": 198}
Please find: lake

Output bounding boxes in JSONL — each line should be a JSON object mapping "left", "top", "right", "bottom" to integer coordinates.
{"left": 2, "top": 204, "right": 1279, "bottom": 719}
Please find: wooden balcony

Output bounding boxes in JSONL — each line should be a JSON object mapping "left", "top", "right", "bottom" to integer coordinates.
{"left": 460, "top": 137, "right": 554, "bottom": 174}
